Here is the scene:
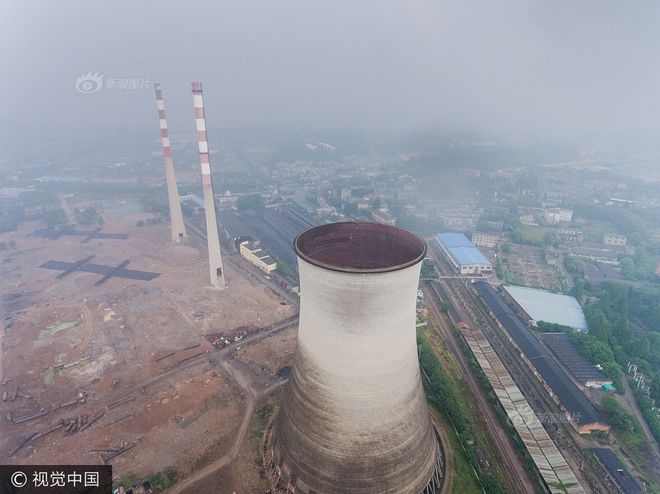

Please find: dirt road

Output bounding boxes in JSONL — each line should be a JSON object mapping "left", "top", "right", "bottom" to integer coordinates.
{"left": 166, "top": 360, "right": 286, "bottom": 494}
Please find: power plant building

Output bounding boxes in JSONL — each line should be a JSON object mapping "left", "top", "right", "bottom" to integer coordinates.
{"left": 265, "top": 222, "right": 443, "bottom": 494}
{"left": 436, "top": 232, "right": 492, "bottom": 274}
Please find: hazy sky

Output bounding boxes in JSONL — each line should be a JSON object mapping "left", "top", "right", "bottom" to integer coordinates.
{"left": 1, "top": 1, "right": 659, "bottom": 138}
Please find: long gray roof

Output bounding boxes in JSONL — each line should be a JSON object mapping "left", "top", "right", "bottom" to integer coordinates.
{"left": 473, "top": 282, "right": 606, "bottom": 427}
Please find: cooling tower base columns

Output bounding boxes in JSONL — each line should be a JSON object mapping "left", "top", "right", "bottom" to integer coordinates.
{"left": 266, "top": 222, "right": 445, "bottom": 494}
{"left": 262, "top": 409, "right": 445, "bottom": 494}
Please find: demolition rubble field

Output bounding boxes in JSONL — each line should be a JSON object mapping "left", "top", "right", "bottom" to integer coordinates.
{"left": 0, "top": 206, "right": 297, "bottom": 491}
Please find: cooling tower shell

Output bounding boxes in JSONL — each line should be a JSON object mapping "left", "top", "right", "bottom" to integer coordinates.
{"left": 267, "top": 222, "right": 442, "bottom": 494}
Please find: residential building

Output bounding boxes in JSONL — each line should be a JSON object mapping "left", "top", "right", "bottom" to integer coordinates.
{"left": 603, "top": 233, "right": 627, "bottom": 246}
{"left": 471, "top": 233, "right": 498, "bottom": 248}
{"left": 544, "top": 208, "right": 573, "bottom": 223}
{"left": 371, "top": 209, "right": 396, "bottom": 226}
{"left": 557, "top": 228, "right": 583, "bottom": 241}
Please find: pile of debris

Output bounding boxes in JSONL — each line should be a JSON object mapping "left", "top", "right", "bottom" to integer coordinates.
{"left": 207, "top": 323, "right": 263, "bottom": 348}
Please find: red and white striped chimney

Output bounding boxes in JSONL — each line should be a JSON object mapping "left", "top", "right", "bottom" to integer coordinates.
{"left": 155, "top": 83, "right": 187, "bottom": 243}
{"left": 192, "top": 82, "right": 213, "bottom": 187}
{"left": 192, "top": 82, "right": 225, "bottom": 288}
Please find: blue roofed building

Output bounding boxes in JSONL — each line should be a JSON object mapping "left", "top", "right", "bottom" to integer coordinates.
{"left": 436, "top": 232, "right": 492, "bottom": 275}
{"left": 292, "top": 197, "right": 316, "bottom": 213}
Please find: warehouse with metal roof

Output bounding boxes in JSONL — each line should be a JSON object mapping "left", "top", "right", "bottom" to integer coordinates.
{"left": 461, "top": 327, "right": 585, "bottom": 494}
{"left": 542, "top": 333, "right": 612, "bottom": 388}
{"left": 216, "top": 209, "right": 254, "bottom": 249}
{"left": 501, "top": 285, "right": 589, "bottom": 332}
{"left": 473, "top": 282, "right": 609, "bottom": 434}
{"left": 436, "top": 233, "right": 492, "bottom": 274}
{"left": 593, "top": 448, "right": 642, "bottom": 493}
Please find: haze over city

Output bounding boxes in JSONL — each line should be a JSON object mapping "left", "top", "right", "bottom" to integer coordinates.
{"left": 2, "top": 1, "right": 660, "bottom": 138}
{"left": 3, "top": 2, "right": 660, "bottom": 494}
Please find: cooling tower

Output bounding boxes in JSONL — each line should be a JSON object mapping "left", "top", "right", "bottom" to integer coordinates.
{"left": 265, "top": 222, "right": 443, "bottom": 494}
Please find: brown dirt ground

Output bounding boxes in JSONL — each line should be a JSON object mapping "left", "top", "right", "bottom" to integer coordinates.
{"left": 0, "top": 199, "right": 298, "bottom": 491}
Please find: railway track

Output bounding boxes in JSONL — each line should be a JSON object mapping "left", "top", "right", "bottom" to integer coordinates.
{"left": 423, "top": 281, "right": 536, "bottom": 494}
{"left": 427, "top": 240, "right": 614, "bottom": 493}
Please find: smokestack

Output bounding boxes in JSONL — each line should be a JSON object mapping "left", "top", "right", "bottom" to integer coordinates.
{"left": 154, "top": 83, "right": 187, "bottom": 243}
{"left": 191, "top": 82, "right": 225, "bottom": 288}
{"left": 265, "top": 222, "right": 443, "bottom": 494}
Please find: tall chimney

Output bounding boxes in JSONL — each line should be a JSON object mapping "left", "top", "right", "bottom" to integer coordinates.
{"left": 265, "top": 222, "right": 443, "bottom": 494}
{"left": 192, "top": 82, "right": 225, "bottom": 288}
{"left": 154, "top": 83, "right": 187, "bottom": 243}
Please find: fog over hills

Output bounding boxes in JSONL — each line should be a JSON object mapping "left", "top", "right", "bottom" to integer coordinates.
{"left": 1, "top": 1, "right": 659, "bottom": 140}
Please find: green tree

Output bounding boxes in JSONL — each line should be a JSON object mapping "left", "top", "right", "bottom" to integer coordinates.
{"left": 42, "top": 208, "right": 68, "bottom": 230}
{"left": 542, "top": 231, "right": 557, "bottom": 246}
{"left": 8, "top": 240, "right": 15, "bottom": 248}
{"left": 75, "top": 205, "right": 98, "bottom": 225}
{"left": 500, "top": 243, "right": 511, "bottom": 254}
{"left": 563, "top": 255, "right": 578, "bottom": 274}
{"left": 570, "top": 278, "right": 584, "bottom": 302}
{"left": 277, "top": 261, "right": 295, "bottom": 277}
{"left": 619, "top": 258, "right": 635, "bottom": 279}
{"left": 601, "top": 395, "right": 640, "bottom": 434}
{"left": 510, "top": 229, "right": 524, "bottom": 244}
{"left": 237, "top": 194, "right": 265, "bottom": 210}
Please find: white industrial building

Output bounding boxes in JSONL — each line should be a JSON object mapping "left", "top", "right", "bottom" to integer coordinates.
{"left": 239, "top": 241, "right": 277, "bottom": 273}
{"left": 544, "top": 208, "right": 573, "bottom": 224}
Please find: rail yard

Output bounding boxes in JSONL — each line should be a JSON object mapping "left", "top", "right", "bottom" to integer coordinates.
{"left": 425, "top": 237, "right": 641, "bottom": 493}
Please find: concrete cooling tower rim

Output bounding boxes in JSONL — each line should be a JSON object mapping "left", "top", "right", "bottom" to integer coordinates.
{"left": 294, "top": 222, "right": 427, "bottom": 273}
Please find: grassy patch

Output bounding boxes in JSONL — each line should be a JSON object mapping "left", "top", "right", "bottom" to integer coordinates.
{"left": 38, "top": 318, "right": 81, "bottom": 340}
{"left": 581, "top": 220, "right": 616, "bottom": 243}
{"left": 518, "top": 225, "right": 552, "bottom": 242}
{"left": 116, "top": 473, "right": 140, "bottom": 488}
{"left": 203, "top": 395, "right": 217, "bottom": 409}
{"left": 546, "top": 481, "right": 578, "bottom": 493}
{"left": 180, "top": 407, "right": 208, "bottom": 428}
{"left": 147, "top": 468, "right": 179, "bottom": 492}
{"left": 252, "top": 403, "right": 276, "bottom": 439}
{"left": 43, "top": 367, "right": 55, "bottom": 386}
{"left": 181, "top": 395, "right": 221, "bottom": 428}
{"left": 435, "top": 408, "right": 483, "bottom": 492}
